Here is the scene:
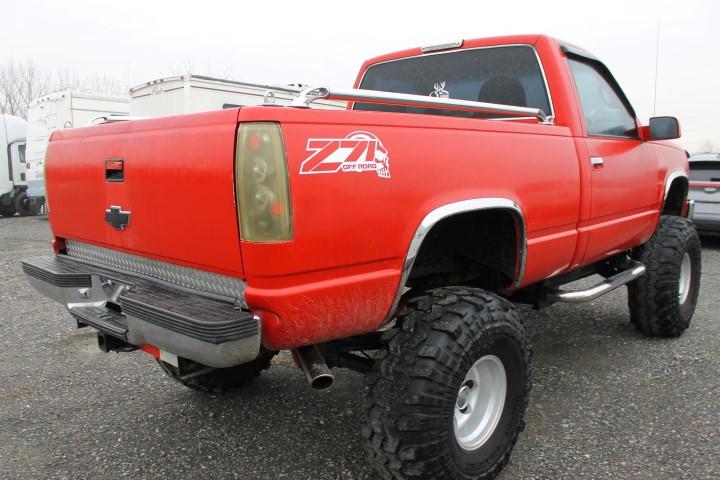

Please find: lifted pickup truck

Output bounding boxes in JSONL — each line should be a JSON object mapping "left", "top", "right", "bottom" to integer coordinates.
{"left": 23, "top": 35, "right": 700, "bottom": 479}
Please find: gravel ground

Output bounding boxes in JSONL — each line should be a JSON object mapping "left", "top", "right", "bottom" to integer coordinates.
{"left": 0, "top": 215, "right": 718, "bottom": 480}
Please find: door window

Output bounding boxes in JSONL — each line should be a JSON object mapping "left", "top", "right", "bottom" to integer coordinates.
{"left": 568, "top": 58, "right": 637, "bottom": 138}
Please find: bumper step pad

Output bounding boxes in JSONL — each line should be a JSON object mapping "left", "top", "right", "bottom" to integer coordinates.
{"left": 120, "top": 287, "right": 256, "bottom": 345}
{"left": 70, "top": 306, "right": 128, "bottom": 340}
{"left": 22, "top": 256, "right": 91, "bottom": 288}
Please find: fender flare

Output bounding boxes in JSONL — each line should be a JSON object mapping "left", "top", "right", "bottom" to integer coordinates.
{"left": 382, "top": 198, "right": 527, "bottom": 325}
{"left": 664, "top": 170, "right": 688, "bottom": 201}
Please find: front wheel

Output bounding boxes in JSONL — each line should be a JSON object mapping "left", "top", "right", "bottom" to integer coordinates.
{"left": 0, "top": 203, "right": 15, "bottom": 217}
{"left": 628, "top": 215, "right": 701, "bottom": 337}
{"left": 13, "top": 191, "right": 40, "bottom": 216}
{"left": 363, "top": 287, "right": 531, "bottom": 480}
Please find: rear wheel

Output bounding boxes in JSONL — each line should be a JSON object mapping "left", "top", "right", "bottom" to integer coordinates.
{"left": 13, "top": 191, "right": 40, "bottom": 216}
{"left": 363, "top": 287, "right": 531, "bottom": 480}
{"left": 628, "top": 215, "right": 701, "bottom": 337}
{"left": 157, "top": 348, "right": 277, "bottom": 393}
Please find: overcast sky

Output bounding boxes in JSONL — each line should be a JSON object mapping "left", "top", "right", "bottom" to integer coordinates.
{"left": 3, "top": 0, "right": 718, "bottom": 152}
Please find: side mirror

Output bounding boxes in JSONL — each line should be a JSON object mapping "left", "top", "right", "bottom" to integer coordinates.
{"left": 649, "top": 116, "right": 680, "bottom": 140}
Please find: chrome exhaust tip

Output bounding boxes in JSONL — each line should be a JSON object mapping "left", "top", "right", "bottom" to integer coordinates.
{"left": 293, "top": 345, "right": 335, "bottom": 390}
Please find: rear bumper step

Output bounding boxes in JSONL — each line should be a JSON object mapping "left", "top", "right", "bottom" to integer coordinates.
{"left": 70, "top": 306, "right": 129, "bottom": 339}
{"left": 22, "top": 255, "right": 259, "bottom": 368}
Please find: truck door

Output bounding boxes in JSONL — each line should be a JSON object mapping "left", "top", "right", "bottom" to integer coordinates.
{"left": 9, "top": 142, "right": 28, "bottom": 185}
{"left": 567, "top": 56, "right": 659, "bottom": 265}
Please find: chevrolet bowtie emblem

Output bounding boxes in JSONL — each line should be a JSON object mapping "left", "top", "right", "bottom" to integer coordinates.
{"left": 105, "top": 206, "right": 131, "bottom": 230}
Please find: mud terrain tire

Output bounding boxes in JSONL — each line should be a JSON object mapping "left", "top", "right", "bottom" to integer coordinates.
{"left": 363, "top": 287, "right": 531, "bottom": 480}
{"left": 628, "top": 216, "right": 701, "bottom": 337}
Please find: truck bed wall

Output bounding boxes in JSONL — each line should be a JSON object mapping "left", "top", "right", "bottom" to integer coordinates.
{"left": 237, "top": 107, "right": 583, "bottom": 348}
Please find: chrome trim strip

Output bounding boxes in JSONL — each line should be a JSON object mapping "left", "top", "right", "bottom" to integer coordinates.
{"left": 664, "top": 170, "right": 689, "bottom": 200}
{"left": 291, "top": 86, "right": 550, "bottom": 123}
{"left": 353, "top": 44, "right": 555, "bottom": 121}
{"left": 382, "top": 198, "right": 527, "bottom": 325}
{"left": 65, "top": 241, "right": 246, "bottom": 302}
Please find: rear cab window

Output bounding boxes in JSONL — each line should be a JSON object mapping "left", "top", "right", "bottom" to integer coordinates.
{"left": 354, "top": 45, "right": 552, "bottom": 119}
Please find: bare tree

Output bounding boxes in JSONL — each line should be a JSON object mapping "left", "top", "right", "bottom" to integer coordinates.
{"left": 163, "top": 58, "right": 238, "bottom": 81}
{"left": 0, "top": 59, "right": 127, "bottom": 119}
{"left": 698, "top": 140, "right": 716, "bottom": 153}
{"left": 0, "top": 59, "right": 53, "bottom": 119}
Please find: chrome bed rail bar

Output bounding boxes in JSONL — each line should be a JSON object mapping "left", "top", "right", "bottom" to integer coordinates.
{"left": 289, "top": 86, "right": 551, "bottom": 123}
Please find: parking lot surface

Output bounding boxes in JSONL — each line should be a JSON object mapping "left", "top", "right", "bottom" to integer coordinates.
{"left": 1, "top": 215, "right": 718, "bottom": 479}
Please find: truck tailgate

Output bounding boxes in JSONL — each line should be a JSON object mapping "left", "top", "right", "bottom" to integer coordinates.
{"left": 45, "top": 109, "right": 244, "bottom": 279}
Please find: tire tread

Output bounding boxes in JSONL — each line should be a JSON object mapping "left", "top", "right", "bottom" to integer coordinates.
{"left": 364, "top": 287, "right": 531, "bottom": 480}
{"left": 628, "top": 216, "right": 701, "bottom": 337}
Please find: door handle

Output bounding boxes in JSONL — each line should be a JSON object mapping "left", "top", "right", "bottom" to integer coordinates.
{"left": 590, "top": 157, "right": 604, "bottom": 167}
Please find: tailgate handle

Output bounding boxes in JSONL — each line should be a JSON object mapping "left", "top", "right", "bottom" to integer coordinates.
{"left": 704, "top": 187, "right": 717, "bottom": 194}
{"left": 105, "top": 158, "right": 124, "bottom": 182}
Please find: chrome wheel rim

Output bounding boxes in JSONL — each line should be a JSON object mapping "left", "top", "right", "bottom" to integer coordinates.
{"left": 678, "top": 253, "right": 692, "bottom": 304}
{"left": 453, "top": 355, "right": 507, "bottom": 451}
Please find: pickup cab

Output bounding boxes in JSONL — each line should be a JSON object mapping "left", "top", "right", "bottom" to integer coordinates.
{"left": 23, "top": 35, "right": 701, "bottom": 480}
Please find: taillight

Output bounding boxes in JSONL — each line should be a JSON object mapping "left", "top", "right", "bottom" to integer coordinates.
{"left": 235, "top": 122, "right": 292, "bottom": 242}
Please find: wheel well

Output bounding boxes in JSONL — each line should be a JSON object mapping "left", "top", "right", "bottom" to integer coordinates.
{"left": 663, "top": 177, "right": 688, "bottom": 216}
{"left": 407, "top": 209, "right": 521, "bottom": 292}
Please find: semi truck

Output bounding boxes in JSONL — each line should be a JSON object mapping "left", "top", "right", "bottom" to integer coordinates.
{"left": 0, "top": 114, "right": 36, "bottom": 216}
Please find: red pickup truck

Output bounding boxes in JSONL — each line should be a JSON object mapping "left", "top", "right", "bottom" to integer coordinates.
{"left": 23, "top": 34, "right": 701, "bottom": 479}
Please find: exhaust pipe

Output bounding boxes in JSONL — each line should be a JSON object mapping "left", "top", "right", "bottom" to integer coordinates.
{"left": 293, "top": 345, "right": 335, "bottom": 390}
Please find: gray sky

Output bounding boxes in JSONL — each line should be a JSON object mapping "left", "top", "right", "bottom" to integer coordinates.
{"left": 4, "top": 0, "right": 718, "bottom": 152}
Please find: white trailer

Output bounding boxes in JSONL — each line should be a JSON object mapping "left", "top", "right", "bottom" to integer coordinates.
{"left": 0, "top": 114, "right": 37, "bottom": 216}
{"left": 25, "top": 90, "right": 130, "bottom": 199}
{"left": 129, "top": 75, "right": 346, "bottom": 117}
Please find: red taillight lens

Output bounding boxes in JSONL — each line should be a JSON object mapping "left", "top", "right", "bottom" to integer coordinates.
{"left": 235, "top": 123, "right": 292, "bottom": 242}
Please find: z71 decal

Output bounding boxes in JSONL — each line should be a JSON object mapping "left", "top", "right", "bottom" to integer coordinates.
{"left": 299, "top": 131, "right": 390, "bottom": 179}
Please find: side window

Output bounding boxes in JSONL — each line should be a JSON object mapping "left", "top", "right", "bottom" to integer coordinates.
{"left": 18, "top": 144, "right": 26, "bottom": 163}
{"left": 568, "top": 58, "right": 637, "bottom": 138}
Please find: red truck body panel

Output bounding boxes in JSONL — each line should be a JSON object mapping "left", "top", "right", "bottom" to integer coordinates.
{"left": 238, "top": 107, "right": 580, "bottom": 347}
{"left": 46, "top": 108, "right": 244, "bottom": 278}
{"left": 43, "top": 34, "right": 688, "bottom": 350}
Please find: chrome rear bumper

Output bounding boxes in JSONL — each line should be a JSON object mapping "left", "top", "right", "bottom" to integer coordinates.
{"left": 22, "top": 255, "right": 259, "bottom": 368}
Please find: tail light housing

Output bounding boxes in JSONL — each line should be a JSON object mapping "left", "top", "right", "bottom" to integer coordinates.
{"left": 235, "top": 122, "right": 292, "bottom": 242}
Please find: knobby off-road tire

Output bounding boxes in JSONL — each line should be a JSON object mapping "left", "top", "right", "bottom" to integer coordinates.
{"left": 628, "top": 215, "right": 701, "bottom": 337}
{"left": 157, "top": 348, "right": 277, "bottom": 393}
{"left": 363, "top": 287, "right": 531, "bottom": 480}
